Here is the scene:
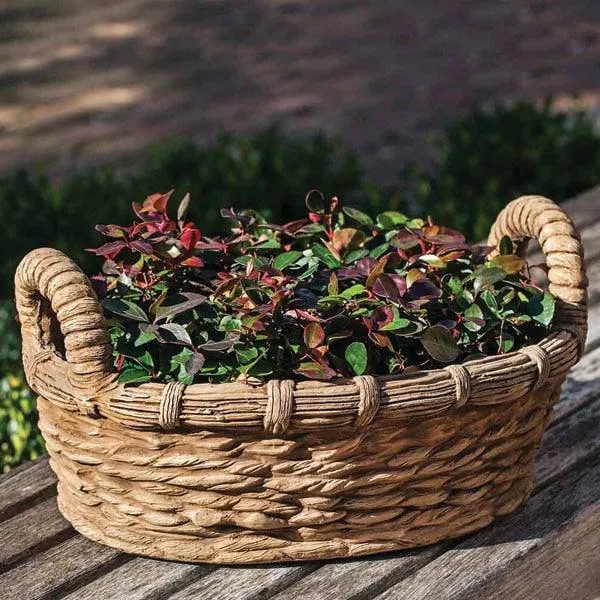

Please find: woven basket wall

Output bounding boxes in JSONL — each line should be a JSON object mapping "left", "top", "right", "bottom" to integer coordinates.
{"left": 15, "top": 196, "right": 588, "bottom": 564}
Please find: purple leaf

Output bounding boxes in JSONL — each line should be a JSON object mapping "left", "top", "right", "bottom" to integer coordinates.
{"left": 154, "top": 292, "right": 207, "bottom": 321}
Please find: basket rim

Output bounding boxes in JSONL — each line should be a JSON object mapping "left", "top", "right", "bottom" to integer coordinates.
{"left": 25, "top": 321, "right": 581, "bottom": 433}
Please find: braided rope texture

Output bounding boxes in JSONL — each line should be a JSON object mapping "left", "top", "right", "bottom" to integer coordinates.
{"left": 40, "top": 379, "right": 560, "bottom": 564}
{"left": 17, "top": 196, "right": 588, "bottom": 563}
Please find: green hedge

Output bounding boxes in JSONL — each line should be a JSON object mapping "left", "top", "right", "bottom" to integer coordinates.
{"left": 2, "top": 100, "right": 600, "bottom": 471}
{"left": 405, "top": 100, "right": 600, "bottom": 241}
{"left": 0, "top": 128, "right": 363, "bottom": 299}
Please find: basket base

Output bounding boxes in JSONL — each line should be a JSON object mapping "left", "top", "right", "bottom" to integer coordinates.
{"left": 56, "top": 482, "right": 532, "bottom": 564}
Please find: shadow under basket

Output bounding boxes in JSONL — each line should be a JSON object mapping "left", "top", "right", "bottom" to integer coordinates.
{"left": 15, "top": 196, "right": 588, "bottom": 564}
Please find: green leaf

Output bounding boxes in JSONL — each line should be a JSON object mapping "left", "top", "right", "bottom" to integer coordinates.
{"left": 236, "top": 346, "right": 259, "bottom": 364}
{"left": 170, "top": 347, "right": 194, "bottom": 368}
{"left": 369, "top": 243, "right": 389, "bottom": 259}
{"left": 421, "top": 325, "right": 459, "bottom": 363}
{"left": 380, "top": 316, "right": 412, "bottom": 331}
{"left": 343, "top": 206, "right": 374, "bottom": 226}
{"left": 273, "top": 250, "right": 303, "bottom": 271}
{"left": 446, "top": 276, "right": 463, "bottom": 295}
{"left": 311, "top": 244, "right": 341, "bottom": 268}
{"left": 499, "top": 330, "right": 515, "bottom": 353}
{"left": 134, "top": 329, "right": 156, "bottom": 347}
{"left": 463, "top": 304, "right": 484, "bottom": 332}
{"left": 252, "top": 237, "right": 280, "bottom": 249}
{"left": 480, "top": 289, "right": 499, "bottom": 313}
{"left": 344, "top": 248, "right": 370, "bottom": 264}
{"left": 340, "top": 284, "right": 367, "bottom": 299}
{"left": 377, "top": 211, "right": 408, "bottom": 230}
{"left": 103, "top": 298, "right": 148, "bottom": 322}
{"left": 499, "top": 235, "right": 514, "bottom": 256}
{"left": 527, "top": 292, "right": 555, "bottom": 326}
{"left": 345, "top": 341, "right": 368, "bottom": 375}
{"left": 219, "top": 315, "right": 243, "bottom": 332}
{"left": 135, "top": 350, "right": 155, "bottom": 369}
{"left": 118, "top": 367, "right": 151, "bottom": 384}
{"left": 473, "top": 266, "right": 506, "bottom": 295}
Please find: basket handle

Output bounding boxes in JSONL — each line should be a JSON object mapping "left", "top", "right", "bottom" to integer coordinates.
{"left": 488, "top": 195, "right": 588, "bottom": 351}
{"left": 14, "top": 248, "right": 114, "bottom": 393}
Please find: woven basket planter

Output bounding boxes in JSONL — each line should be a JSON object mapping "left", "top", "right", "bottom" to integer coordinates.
{"left": 15, "top": 196, "right": 587, "bottom": 564}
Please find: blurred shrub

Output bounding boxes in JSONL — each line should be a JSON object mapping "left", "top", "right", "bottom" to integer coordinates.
{"left": 404, "top": 100, "right": 600, "bottom": 241}
{"left": 0, "top": 128, "right": 362, "bottom": 297}
{"left": 0, "top": 300, "right": 44, "bottom": 472}
{"left": 0, "top": 372, "right": 43, "bottom": 473}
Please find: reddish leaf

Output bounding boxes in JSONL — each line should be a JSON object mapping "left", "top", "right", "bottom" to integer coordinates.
{"left": 130, "top": 240, "right": 153, "bottom": 255}
{"left": 392, "top": 228, "right": 420, "bottom": 250}
{"left": 89, "top": 240, "right": 127, "bottom": 258}
{"left": 372, "top": 273, "right": 407, "bottom": 302}
{"left": 422, "top": 225, "right": 465, "bottom": 244}
{"left": 366, "top": 255, "right": 390, "bottom": 290}
{"left": 294, "top": 360, "right": 336, "bottom": 380}
{"left": 140, "top": 190, "right": 173, "bottom": 214}
{"left": 304, "top": 322, "right": 325, "bottom": 349}
{"left": 95, "top": 224, "right": 129, "bottom": 238}
{"left": 406, "top": 279, "right": 442, "bottom": 306}
{"left": 180, "top": 225, "right": 201, "bottom": 251}
{"left": 181, "top": 255, "right": 204, "bottom": 268}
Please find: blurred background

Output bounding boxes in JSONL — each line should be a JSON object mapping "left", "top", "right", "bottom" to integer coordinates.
{"left": 3, "top": 0, "right": 600, "bottom": 470}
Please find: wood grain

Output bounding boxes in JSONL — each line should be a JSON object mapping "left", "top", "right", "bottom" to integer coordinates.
{"left": 61, "top": 558, "right": 212, "bottom": 600}
{"left": 168, "top": 563, "right": 320, "bottom": 600}
{"left": 0, "top": 496, "right": 72, "bottom": 572}
{"left": 0, "top": 535, "right": 129, "bottom": 600}
{"left": 0, "top": 457, "right": 56, "bottom": 521}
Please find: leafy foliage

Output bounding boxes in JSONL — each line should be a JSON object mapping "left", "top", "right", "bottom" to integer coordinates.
{"left": 0, "top": 372, "right": 44, "bottom": 473}
{"left": 0, "top": 301, "right": 44, "bottom": 472}
{"left": 91, "top": 191, "right": 555, "bottom": 384}
{"left": 404, "top": 100, "right": 600, "bottom": 241}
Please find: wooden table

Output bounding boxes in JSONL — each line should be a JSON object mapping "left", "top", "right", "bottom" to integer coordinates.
{"left": 2, "top": 191, "right": 600, "bottom": 600}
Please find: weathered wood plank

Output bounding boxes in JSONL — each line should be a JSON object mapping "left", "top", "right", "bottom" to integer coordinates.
{"left": 555, "top": 327, "right": 600, "bottom": 418}
{"left": 584, "top": 257, "right": 600, "bottom": 306}
{"left": 0, "top": 457, "right": 56, "bottom": 521}
{"left": 375, "top": 453, "right": 600, "bottom": 600}
{"left": 0, "top": 496, "right": 72, "bottom": 573}
{"left": 61, "top": 558, "right": 213, "bottom": 600}
{"left": 0, "top": 535, "right": 129, "bottom": 600}
{"left": 468, "top": 504, "right": 600, "bottom": 600}
{"left": 166, "top": 564, "right": 321, "bottom": 600}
